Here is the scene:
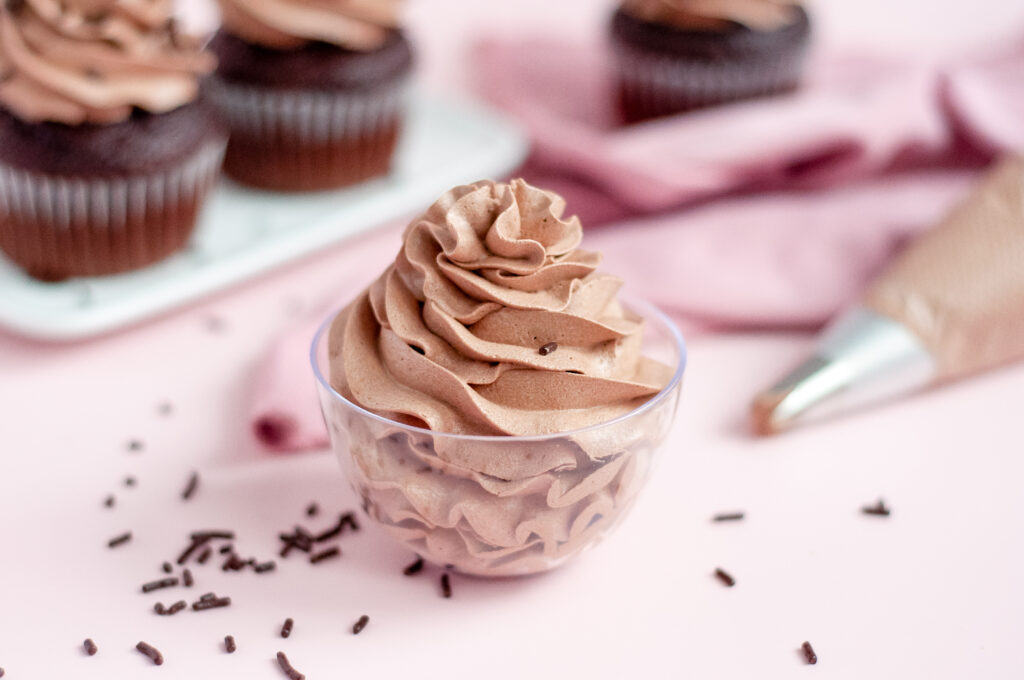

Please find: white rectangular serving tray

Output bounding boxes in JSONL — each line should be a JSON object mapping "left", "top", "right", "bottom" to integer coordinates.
{"left": 0, "top": 91, "right": 528, "bottom": 341}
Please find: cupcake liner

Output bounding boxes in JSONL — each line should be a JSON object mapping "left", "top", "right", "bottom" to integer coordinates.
{"left": 0, "top": 141, "right": 225, "bottom": 280}
{"left": 206, "top": 78, "right": 409, "bottom": 191}
{"left": 612, "top": 42, "right": 808, "bottom": 122}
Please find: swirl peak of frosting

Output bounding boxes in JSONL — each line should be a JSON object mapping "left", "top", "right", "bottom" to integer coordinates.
{"left": 217, "top": 0, "right": 402, "bottom": 52}
{"left": 0, "top": 0, "right": 215, "bottom": 125}
{"left": 620, "top": 0, "right": 801, "bottom": 32}
{"left": 328, "top": 179, "right": 672, "bottom": 441}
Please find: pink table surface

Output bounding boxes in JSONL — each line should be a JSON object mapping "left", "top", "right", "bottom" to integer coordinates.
{"left": 3, "top": 1, "right": 1024, "bottom": 679}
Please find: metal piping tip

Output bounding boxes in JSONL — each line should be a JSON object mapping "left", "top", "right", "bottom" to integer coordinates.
{"left": 749, "top": 308, "right": 937, "bottom": 436}
{"left": 750, "top": 356, "right": 838, "bottom": 436}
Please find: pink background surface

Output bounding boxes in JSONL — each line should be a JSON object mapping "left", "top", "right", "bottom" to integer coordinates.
{"left": 3, "top": 1, "right": 1024, "bottom": 678}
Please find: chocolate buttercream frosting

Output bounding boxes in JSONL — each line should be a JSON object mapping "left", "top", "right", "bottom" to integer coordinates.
{"left": 216, "top": 0, "right": 401, "bottom": 51}
{"left": 620, "top": 0, "right": 801, "bottom": 32}
{"left": 0, "top": 0, "right": 214, "bottom": 125}
{"left": 328, "top": 179, "right": 672, "bottom": 440}
{"left": 324, "top": 180, "right": 679, "bottom": 575}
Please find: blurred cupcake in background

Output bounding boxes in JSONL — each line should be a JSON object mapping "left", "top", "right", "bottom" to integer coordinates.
{"left": 0, "top": 0, "right": 226, "bottom": 281}
{"left": 610, "top": 0, "right": 811, "bottom": 124}
{"left": 208, "top": 0, "right": 413, "bottom": 192}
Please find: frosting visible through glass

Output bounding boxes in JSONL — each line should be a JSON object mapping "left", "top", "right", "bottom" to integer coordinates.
{"left": 216, "top": 0, "right": 401, "bottom": 51}
{"left": 323, "top": 180, "right": 679, "bottom": 575}
{"left": 620, "top": 0, "right": 801, "bottom": 32}
{"left": 0, "top": 0, "right": 215, "bottom": 125}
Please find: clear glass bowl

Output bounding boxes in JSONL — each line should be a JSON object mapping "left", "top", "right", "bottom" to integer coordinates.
{"left": 311, "top": 296, "right": 686, "bottom": 577}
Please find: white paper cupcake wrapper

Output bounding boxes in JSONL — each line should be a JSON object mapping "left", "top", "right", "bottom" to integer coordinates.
{"left": 206, "top": 77, "right": 410, "bottom": 143}
{"left": 0, "top": 141, "right": 225, "bottom": 230}
{"left": 613, "top": 42, "right": 807, "bottom": 112}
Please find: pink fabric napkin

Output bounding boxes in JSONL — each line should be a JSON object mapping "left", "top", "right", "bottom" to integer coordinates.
{"left": 249, "top": 34, "right": 1024, "bottom": 452}
{"left": 474, "top": 36, "right": 1024, "bottom": 225}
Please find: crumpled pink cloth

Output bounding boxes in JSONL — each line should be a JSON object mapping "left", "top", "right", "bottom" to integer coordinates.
{"left": 475, "top": 37, "right": 1024, "bottom": 225}
{"left": 250, "top": 34, "right": 1024, "bottom": 452}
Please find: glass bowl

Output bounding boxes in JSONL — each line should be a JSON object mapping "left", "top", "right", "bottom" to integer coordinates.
{"left": 311, "top": 295, "right": 686, "bottom": 577}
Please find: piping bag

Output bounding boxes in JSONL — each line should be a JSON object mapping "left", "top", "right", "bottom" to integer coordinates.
{"left": 752, "top": 156, "right": 1024, "bottom": 435}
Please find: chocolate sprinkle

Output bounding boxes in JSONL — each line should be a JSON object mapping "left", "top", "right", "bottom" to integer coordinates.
{"left": 158, "top": 402, "right": 173, "bottom": 416}
{"left": 862, "top": 499, "right": 891, "bottom": 517}
{"left": 124, "top": 476, "right": 137, "bottom": 487}
{"left": 103, "top": 495, "right": 115, "bottom": 508}
{"left": 313, "top": 512, "right": 359, "bottom": 543}
{"left": 254, "top": 561, "right": 277, "bottom": 574}
{"left": 182, "top": 472, "right": 199, "bottom": 501}
{"left": 306, "top": 503, "right": 319, "bottom": 517}
{"left": 192, "top": 597, "right": 231, "bottom": 611}
{"left": 536, "top": 340, "right": 561, "bottom": 356}
{"left": 310, "top": 547, "right": 340, "bottom": 564}
{"left": 198, "top": 547, "right": 213, "bottom": 564}
{"left": 127, "top": 439, "right": 144, "bottom": 452}
{"left": 177, "top": 538, "right": 207, "bottom": 565}
{"left": 714, "top": 568, "right": 736, "bottom": 587}
{"left": 712, "top": 512, "right": 745, "bottom": 522}
{"left": 154, "top": 600, "right": 187, "bottom": 616}
{"left": 200, "top": 592, "right": 217, "bottom": 601}
{"left": 83, "top": 638, "right": 98, "bottom": 656}
{"left": 277, "top": 651, "right": 305, "bottom": 680}
{"left": 219, "top": 545, "right": 234, "bottom": 554}
{"left": 108, "top": 532, "right": 132, "bottom": 548}
{"left": 403, "top": 557, "right": 424, "bottom": 576}
{"left": 280, "top": 618, "right": 294, "bottom": 638}
{"left": 162, "top": 562, "right": 173, "bottom": 574}
{"left": 183, "top": 569, "right": 194, "bottom": 587}
{"left": 0, "top": 667, "right": 5, "bottom": 677}
{"left": 191, "top": 530, "right": 234, "bottom": 541}
{"left": 142, "top": 577, "right": 179, "bottom": 593}
{"left": 136, "top": 641, "right": 163, "bottom": 666}
{"left": 802, "top": 641, "right": 818, "bottom": 665}
{"left": 440, "top": 573, "right": 452, "bottom": 599}
{"left": 538, "top": 342, "right": 558, "bottom": 356}
{"left": 352, "top": 615, "right": 369, "bottom": 635}
{"left": 224, "top": 635, "right": 236, "bottom": 654}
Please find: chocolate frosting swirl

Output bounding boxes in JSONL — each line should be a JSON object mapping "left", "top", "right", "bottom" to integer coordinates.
{"left": 325, "top": 180, "right": 678, "bottom": 575}
{"left": 328, "top": 179, "right": 671, "bottom": 441}
{"left": 216, "top": 0, "right": 401, "bottom": 52}
{"left": 0, "top": 0, "right": 215, "bottom": 125}
{"left": 620, "top": 0, "right": 801, "bottom": 32}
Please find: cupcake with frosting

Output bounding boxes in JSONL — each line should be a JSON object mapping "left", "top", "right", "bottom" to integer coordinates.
{"left": 0, "top": 0, "right": 226, "bottom": 281}
{"left": 208, "top": 0, "right": 413, "bottom": 192}
{"left": 317, "top": 179, "right": 684, "bottom": 575}
{"left": 610, "top": 0, "right": 811, "bottom": 123}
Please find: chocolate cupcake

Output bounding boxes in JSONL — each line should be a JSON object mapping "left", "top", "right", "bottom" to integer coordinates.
{"left": 0, "top": 0, "right": 226, "bottom": 281}
{"left": 610, "top": 0, "right": 811, "bottom": 124}
{"left": 208, "top": 0, "right": 414, "bottom": 192}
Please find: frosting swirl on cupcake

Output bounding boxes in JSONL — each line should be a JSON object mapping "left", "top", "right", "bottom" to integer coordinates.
{"left": 329, "top": 178, "right": 671, "bottom": 439}
{"left": 620, "top": 0, "right": 801, "bottom": 32}
{"left": 0, "top": 0, "right": 215, "bottom": 125}
{"left": 217, "top": 0, "right": 401, "bottom": 52}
